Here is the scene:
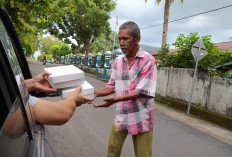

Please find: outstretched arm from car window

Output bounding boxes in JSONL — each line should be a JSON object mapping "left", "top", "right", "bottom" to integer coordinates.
{"left": 32, "top": 87, "right": 91, "bottom": 125}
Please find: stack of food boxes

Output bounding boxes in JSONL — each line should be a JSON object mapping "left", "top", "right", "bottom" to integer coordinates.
{"left": 44, "top": 65, "right": 94, "bottom": 99}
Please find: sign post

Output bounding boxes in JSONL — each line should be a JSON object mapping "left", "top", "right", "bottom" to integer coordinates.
{"left": 187, "top": 39, "right": 208, "bottom": 114}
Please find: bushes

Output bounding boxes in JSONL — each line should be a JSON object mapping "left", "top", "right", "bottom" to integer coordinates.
{"left": 158, "top": 32, "right": 232, "bottom": 78}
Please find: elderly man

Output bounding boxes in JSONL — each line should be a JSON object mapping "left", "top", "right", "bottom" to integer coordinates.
{"left": 93, "top": 21, "right": 157, "bottom": 157}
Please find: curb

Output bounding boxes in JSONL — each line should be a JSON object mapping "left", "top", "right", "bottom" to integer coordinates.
{"left": 155, "top": 94, "right": 232, "bottom": 131}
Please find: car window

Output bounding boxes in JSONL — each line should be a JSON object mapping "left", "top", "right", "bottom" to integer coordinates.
{"left": 0, "top": 8, "right": 32, "bottom": 80}
{"left": 0, "top": 90, "right": 28, "bottom": 156}
{"left": 0, "top": 50, "right": 29, "bottom": 156}
{"left": 0, "top": 15, "right": 36, "bottom": 132}
{"left": 0, "top": 19, "right": 29, "bottom": 106}
{"left": 0, "top": 16, "right": 35, "bottom": 156}
{"left": 0, "top": 82, "right": 9, "bottom": 129}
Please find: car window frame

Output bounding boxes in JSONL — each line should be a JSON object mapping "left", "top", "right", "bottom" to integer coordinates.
{"left": 0, "top": 18, "right": 33, "bottom": 141}
{"left": 0, "top": 8, "right": 32, "bottom": 80}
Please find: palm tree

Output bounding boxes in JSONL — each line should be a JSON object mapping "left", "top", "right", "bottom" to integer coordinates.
{"left": 145, "top": 0, "right": 184, "bottom": 48}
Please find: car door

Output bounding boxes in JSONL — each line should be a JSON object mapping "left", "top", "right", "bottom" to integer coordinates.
{"left": 0, "top": 8, "right": 55, "bottom": 157}
{"left": 0, "top": 28, "right": 33, "bottom": 156}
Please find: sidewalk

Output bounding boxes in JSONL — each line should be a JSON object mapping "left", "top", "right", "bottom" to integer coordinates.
{"left": 155, "top": 101, "right": 232, "bottom": 145}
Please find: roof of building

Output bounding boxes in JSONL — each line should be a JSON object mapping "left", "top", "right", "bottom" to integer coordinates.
{"left": 214, "top": 41, "right": 232, "bottom": 51}
{"left": 150, "top": 48, "right": 178, "bottom": 56}
{"left": 139, "top": 44, "right": 161, "bottom": 54}
{"left": 212, "top": 61, "right": 232, "bottom": 69}
{"left": 151, "top": 41, "right": 232, "bottom": 56}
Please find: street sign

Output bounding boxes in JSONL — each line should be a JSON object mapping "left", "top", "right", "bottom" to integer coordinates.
{"left": 191, "top": 39, "right": 208, "bottom": 61}
{"left": 187, "top": 39, "right": 208, "bottom": 114}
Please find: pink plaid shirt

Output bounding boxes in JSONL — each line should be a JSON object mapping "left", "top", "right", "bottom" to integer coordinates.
{"left": 106, "top": 48, "right": 157, "bottom": 135}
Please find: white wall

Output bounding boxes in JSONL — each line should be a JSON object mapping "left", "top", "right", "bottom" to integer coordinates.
{"left": 157, "top": 68, "right": 232, "bottom": 116}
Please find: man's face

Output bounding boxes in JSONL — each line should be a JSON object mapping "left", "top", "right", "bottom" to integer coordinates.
{"left": 118, "top": 28, "right": 139, "bottom": 56}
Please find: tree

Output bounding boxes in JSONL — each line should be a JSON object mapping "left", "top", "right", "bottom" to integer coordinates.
{"left": 160, "top": 32, "right": 232, "bottom": 77}
{"left": 0, "top": 0, "right": 51, "bottom": 32}
{"left": 37, "top": 52, "right": 53, "bottom": 62}
{"left": 49, "top": 45, "right": 60, "bottom": 61}
{"left": 157, "top": 44, "right": 169, "bottom": 68}
{"left": 38, "top": 35, "right": 69, "bottom": 61}
{"left": 59, "top": 44, "right": 71, "bottom": 56}
{"left": 17, "top": 27, "right": 39, "bottom": 56}
{"left": 92, "top": 30, "right": 119, "bottom": 53}
{"left": 166, "top": 32, "right": 216, "bottom": 69}
{"left": 0, "top": 0, "right": 52, "bottom": 55}
{"left": 145, "top": 0, "right": 184, "bottom": 48}
{"left": 39, "top": 35, "right": 61, "bottom": 54}
{"left": 47, "top": 0, "right": 116, "bottom": 64}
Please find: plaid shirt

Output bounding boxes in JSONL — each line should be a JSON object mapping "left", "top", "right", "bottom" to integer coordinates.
{"left": 106, "top": 48, "right": 157, "bottom": 135}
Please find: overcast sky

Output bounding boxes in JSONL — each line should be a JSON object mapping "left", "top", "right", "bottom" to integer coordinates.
{"left": 109, "top": 0, "right": 232, "bottom": 49}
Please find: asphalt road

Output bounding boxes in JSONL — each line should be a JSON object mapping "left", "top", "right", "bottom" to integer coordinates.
{"left": 29, "top": 61, "right": 232, "bottom": 157}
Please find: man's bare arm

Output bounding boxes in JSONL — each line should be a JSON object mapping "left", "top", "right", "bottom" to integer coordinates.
{"left": 94, "top": 90, "right": 147, "bottom": 108}
{"left": 94, "top": 86, "right": 115, "bottom": 98}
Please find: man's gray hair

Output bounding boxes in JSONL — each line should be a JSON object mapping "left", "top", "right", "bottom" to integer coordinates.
{"left": 119, "top": 21, "right": 140, "bottom": 38}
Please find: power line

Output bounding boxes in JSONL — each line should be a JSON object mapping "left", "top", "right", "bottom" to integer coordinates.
{"left": 141, "top": 4, "right": 232, "bottom": 30}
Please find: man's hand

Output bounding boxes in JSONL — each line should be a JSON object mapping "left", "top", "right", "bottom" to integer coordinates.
{"left": 90, "top": 92, "right": 98, "bottom": 102}
{"left": 68, "top": 87, "right": 92, "bottom": 107}
{"left": 93, "top": 96, "right": 119, "bottom": 108}
{"left": 31, "top": 71, "right": 57, "bottom": 92}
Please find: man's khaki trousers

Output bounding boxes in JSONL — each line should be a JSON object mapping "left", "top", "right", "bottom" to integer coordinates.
{"left": 107, "top": 126, "right": 153, "bottom": 157}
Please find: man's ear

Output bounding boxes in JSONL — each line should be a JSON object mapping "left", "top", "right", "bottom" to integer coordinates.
{"left": 134, "top": 35, "right": 140, "bottom": 44}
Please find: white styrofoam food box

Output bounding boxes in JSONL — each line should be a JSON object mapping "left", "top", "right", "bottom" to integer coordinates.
{"left": 44, "top": 65, "right": 84, "bottom": 89}
{"left": 61, "top": 81, "right": 94, "bottom": 99}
